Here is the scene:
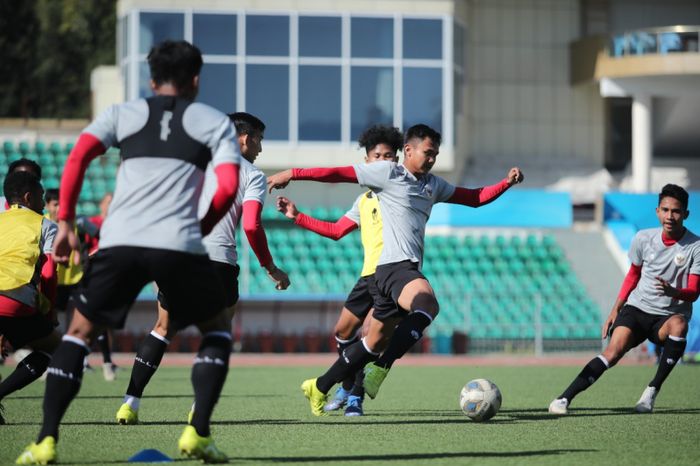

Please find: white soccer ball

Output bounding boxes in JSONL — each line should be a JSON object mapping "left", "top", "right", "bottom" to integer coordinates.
{"left": 459, "top": 378, "right": 502, "bottom": 421}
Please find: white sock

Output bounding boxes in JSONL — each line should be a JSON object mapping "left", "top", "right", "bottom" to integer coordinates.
{"left": 123, "top": 395, "right": 140, "bottom": 410}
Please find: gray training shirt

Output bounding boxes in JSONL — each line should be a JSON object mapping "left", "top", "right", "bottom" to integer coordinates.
{"left": 199, "top": 157, "right": 266, "bottom": 265}
{"left": 83, "top": 97, "right": 240, "bottom": 254}
{"left": 626, "top": 227, "right": 700, "bottom": 317}
{"left": 354, "top": 161, "right": 455, "bottom": 267}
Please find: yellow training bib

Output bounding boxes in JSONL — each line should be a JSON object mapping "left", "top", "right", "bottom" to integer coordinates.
{"left": 0, "top": 205, "right": 43, "bottom": 290}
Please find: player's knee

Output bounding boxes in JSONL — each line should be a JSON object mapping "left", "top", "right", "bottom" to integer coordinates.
{"left": 668, "top": 315, "right": 688, "bottom": 336}
{"left": 601, "top": 347, "right": 624, "bottom": 366}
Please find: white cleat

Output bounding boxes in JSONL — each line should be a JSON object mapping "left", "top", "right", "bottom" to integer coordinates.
{"left": 102, "top": 363, "right": 117, "bottom": 382}
{"left": 548, "top": 398, "right": 569, "bottom": 415}
{"left": 635, "top": 386, "right": 657, "bottom": 413}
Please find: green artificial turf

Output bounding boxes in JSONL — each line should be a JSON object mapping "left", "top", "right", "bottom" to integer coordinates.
{"left": 1, "top": 364, "right": 698, "bottom": 465}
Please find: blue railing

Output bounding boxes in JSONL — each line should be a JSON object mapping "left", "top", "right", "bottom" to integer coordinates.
{"left": 609, "top": 26, "right": 700, "bottom": 57}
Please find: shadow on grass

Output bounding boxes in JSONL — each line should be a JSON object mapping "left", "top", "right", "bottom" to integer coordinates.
{"left": 239, "top": 449, "right": 597, "bottom": 462}
{"left": 8, "top": 393, "right": 274, "bottom": 400}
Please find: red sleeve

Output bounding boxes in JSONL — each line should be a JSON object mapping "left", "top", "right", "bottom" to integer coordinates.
{"left": 242, "top": 200, "right": 273, "bottom": 267}
{"left": 617, "top": 263, "right": 642, "bottom": 302}
{"left": 40, "top": 254, "right": 57, "bottom": 305}
{"left": 294, "top": 213, "right": 358, "bottom": 241}
{"left": 447, "top": 179, "right": 511, "bottom": 207}
{"left": 676, "top": 274, "right": 700, "bottom": 302}
{"left": 200, "top": 163, "right": 240, "bottom": 236}
{"left": 291, "top": 166, "right": 358, "bottom": 183}
{"left": 58, "top": 133, "right": 107, "bottom": 221}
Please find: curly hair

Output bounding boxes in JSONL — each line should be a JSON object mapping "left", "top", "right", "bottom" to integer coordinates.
{"left": 358, "top": 125, "right": 404, "bottom": 153}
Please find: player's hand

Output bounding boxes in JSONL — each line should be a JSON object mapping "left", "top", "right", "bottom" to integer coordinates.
{"left": 276, "top": 196, "right": 299, "bottom": 220}
{"left": 265, "top": 264, "right": 290, "bottom": 290}
{"left": 53, "top": 220, "right": 81, "bottom": 266}
{"left": 654, "top": 276, "right": 678, "bottom": 297}
{"left": 267, "top": 169, "right": 293, "bottom": 193}
{"left": 507, "top": 167, "right": 524, "bottom": 186}
{"left": 601, "top": 311, "right": 617, "bottom": 340}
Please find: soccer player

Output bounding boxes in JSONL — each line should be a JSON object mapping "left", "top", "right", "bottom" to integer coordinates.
{"left": 16, "top": 40, "right": 240, "bottom": 465}
{"left": 268, "top": 124, "right": 523, "bottom": 415}
{"left": 115, "top": 111, "right": 290, "bottom": 425}
{"left": 0, "top": 158, "right": 43, "bottom": 211}
{"left": 0, "top": 171, "right": 60, "bottom": 424}
{"left": 549, "top": 184, "right": 699, "bottom": 415}
{"left": 276, "top": 125, "right": 404, "bottom": 416}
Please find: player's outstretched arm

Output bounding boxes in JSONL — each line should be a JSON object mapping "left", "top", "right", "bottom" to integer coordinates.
{"left": 447, "top": 167, "right": 524, "bottom": 207}
{"left": 267, "top": 166, "right": 358, "bottom": 193}
{"left": 54, "top": 133, "right": 107, "bottom": 265}
{"left": 276, "top": 196, "right": 358, "bottom": 241}
{"left": 242, "top": 200, "right": 290, "bottom": 290}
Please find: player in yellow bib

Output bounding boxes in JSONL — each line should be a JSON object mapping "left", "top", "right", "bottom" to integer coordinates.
{"left": 276, "top": 125, "right": 403, "bottom": 416}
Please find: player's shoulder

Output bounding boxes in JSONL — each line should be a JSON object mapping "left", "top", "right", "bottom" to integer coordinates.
{"left": 240, "top": 158, "right": 265, "bottom": 181}
{"left": 635, "top": 227, "right": 661, "bottom": 241}
{"left": 184, "top": 102, "right": 229, "bottom": 124}
{"left": 682, "top": 228, "right": 700, "bottom": 246}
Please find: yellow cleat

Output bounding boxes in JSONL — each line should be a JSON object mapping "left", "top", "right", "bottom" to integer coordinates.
{"left": 16, "top": 436, "right": 56, "bottom": 465}
{"left": 178, "top": 425, "right": 228, "bottom": 464}
{"left": 301, "top": 378, "right": 328, "bottom": 416}
{"left": 363, "top": 363, "right": 389, "bottom": 399}
{"left": 116, "top": 403, "right": 139, "bottom": 425}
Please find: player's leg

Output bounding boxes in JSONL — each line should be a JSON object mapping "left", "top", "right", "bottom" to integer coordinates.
{"left": 323, "top": 307, "right": 362, "bottom": 411}
{"left": 17, "top": 247, "right": 149, "bottom": 464}
{"left": 345, "top": 309, "right": 376, "bottom": 416}
{"left": 636, "top": 314, "right": 688, "bottom": 413}
{"left": 117, "top": 300, "right": 173, "bottom": 424}
{"left": 549, "top": 310, "right": 640, "bottom": 414}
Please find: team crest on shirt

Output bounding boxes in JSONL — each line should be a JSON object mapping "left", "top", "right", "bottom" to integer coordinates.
{"left": 674, "top": 253, "right": 686, "bottom": 266}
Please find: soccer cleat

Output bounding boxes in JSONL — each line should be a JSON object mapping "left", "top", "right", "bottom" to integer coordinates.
{"left": 116, "top": 403, "right": 139, "bottom": 425}
{"left": 548, "top": 398, "right": 568, "bottom": 415}
{"left": 323, "top": 386, "right": 350, "bottom": 412}
{"left": 363, "top": 363, "right": 389, "bottom": 399}
{"left": 102, "top": 363, "right": 117, "bottom": 382}
{"left": 635, "top": 386, "right": 657, "bottom": 413}
{"left": 344, "top": 395, "right": 364, "bottom": 416}
{"left": 178, "top": 425, "right": 228, "bottom": 463}
{"left": 301, "top": 378, "right": 328, "bottom": 416}
{"left": 15, "top": 436, "right": 56, "bottom": 465}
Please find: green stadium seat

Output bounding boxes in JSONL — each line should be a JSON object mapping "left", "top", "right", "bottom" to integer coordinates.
{"left": 18, "top": 141, "right": 30, "bottom": 155}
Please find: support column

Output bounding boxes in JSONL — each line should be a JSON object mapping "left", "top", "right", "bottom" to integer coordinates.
{"left": 631, "top": 94, "right": 652, "bottom": 193}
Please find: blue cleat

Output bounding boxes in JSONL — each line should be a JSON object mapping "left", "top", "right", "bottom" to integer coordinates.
{"left": 344, "top": 395, "right": 364, "bottom": 416}
{"left": 323, "top": 386, "right": 350, "bottom": 412}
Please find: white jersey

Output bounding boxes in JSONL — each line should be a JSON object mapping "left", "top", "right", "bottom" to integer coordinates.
{"left": 199, "top": 158, "right": 266, "bottom": 265}
{"left": 627, "top": 227, "right": 700, "bottom": 317}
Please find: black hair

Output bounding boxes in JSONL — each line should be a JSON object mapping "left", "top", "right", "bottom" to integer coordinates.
{"left": 404, "top": 124, "right": 442, "bottom": 147}
{"left": 358, "top": 125, "right": 404, "bottom": 153}
{"left": 3, "top": 171, "right": 42, "bottom": 204}
{"left": 659, "top": 184, "right": 689, "bottom": 211}
{"left": 148, "top": 40, "right": 203, "bottom": 91}
{"left": 8, "top": 158, "right": 42, "bottom": 179}
{"left": 228, "top": 112, "right": 266, "bottom": 136}
{"left": 45, "top": 188, "right": 59, "bottom": 203}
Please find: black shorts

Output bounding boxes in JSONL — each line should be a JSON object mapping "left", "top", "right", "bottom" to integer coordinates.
{"left": 0, "top": 313, "right": 54, "bottom": 349}
{"left": 611, "top": 304, "right": 675, "bottom": 346}
{"left": 55, "top": 284, "right": 78, "bottom": 311}
{"left": 373, "top": 261, "right": 425, "bottom": 321}
{"left": 159, "top": 262, "right": 239, "bottom": 310}
{"left": 344, "top": 275, "right": 396, "bottom": 319}
{"left": 73, "top": 246, "right": 226, "bottom": 329}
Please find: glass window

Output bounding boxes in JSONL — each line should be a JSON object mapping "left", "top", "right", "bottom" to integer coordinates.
{"left": 138, "top": 61, "right": 150, "bottom": 98}
{"left": 246, "top": 15, "right": 289, "bottom": 56}
{"left": 351, "top": 17, "right": 393, "bottom": 58}
{"left": 351, "top": 67, "right": 393, "bottom": 140}
{"left": 193, "top": 14, "right": 236, "bottom": 55}
{"left": 119, "top": 16, "right": 128, "bottom": 59}
{"left": 139, "top": 12, "right": 184, "bottom": 54}
{"left": 299, "top": 16, "right": 341, "bottom": 57}
{"left": 403, "top": 19, "right": 442, "bottom": 59}
{"left": 198, "top": 64, "right": 236, "bottom": 113}
{"left": 299, "top": 66, "right": 341, "bottom": 141}
{"left": 403, "top": 67, "right": 442, "bottom": 132}
{"left": 454, "top": 22, "right": 465, "bottom": 68}
{"left": 246, "top": 65, "right": 289, "bottom": 140}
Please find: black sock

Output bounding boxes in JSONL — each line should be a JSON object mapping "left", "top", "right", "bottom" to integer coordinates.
{"left": 375, "top": 311, "right": 432, "bottom": 369}
{"left": 38, "top": 339, "right": 88, "bottom": 442}
{"left": 335, "top": 334, "right": 359, "bottom": 391}
{"left": 126, "top": 332, "right": 168, "bottom": 398}
{"left": 0, "top": 351, "right": 51, "bottom": 400}
{"left": 349, "top": 377, "right": 364, "bottom": 397}
{"left": 560, "top": 356, "right": 609, "bottom": 403}
{"left": 97, "top": 331, "right": 112, "bottom": 364}
{"left": 649, "top": 337, "right": 686, "bottom": 390}
{"left": 190, "top": 334, "right": 231, "bottom": 437}
{"left": 317, "top": 340, "right": 375, "bottom": 394}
